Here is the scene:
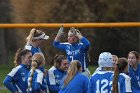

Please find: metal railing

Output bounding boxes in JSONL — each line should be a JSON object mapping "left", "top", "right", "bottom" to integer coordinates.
{"left": 0, "top": 22, "right": 140, "bottom": 28}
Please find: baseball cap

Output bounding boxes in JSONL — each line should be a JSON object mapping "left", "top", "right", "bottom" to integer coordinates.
{"left": 98, "top": 52, "right": 113, "bottom": 67}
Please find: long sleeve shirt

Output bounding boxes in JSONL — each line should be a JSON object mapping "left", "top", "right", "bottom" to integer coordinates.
{"left": 88, "top": 71, "right": 113, "bottom": 93}
{"left": 46, "top": 66, "right": 67, "bottom": 93}
{"left": 3, "top": 64, "right": 29, "bottom": 93}
{"left": 28, "top": 67, "right": 47, "bottom": 93}
{"left": 53, "top": 37, "right": 90, "bottom": 71}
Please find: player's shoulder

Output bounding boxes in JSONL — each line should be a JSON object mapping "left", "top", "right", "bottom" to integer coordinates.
{"left": 35, "top": 69, "right": 43, "bottom": 75}
{"left": 95, "top": 71, "right": 113, "bottom": 75}
{"left": 48, "top": 66, "right": 57, "bottom": 74}
{"left": 120, "top": 73, "right": 130, "bottom": 79}
{"left": 8, "top": 65, "right": 22, "bottom": 77}
{"left": 91, "top": 71, "right": 113, "bottom": 78}
{"left": 25, "top": 44, "right": 32, "bottom": 50}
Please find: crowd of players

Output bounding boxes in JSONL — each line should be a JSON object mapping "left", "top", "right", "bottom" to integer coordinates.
{"left": 3, "top": 26, "right": 140, "bottom": 93}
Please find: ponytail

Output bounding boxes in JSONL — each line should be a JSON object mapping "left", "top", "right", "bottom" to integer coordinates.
{"left": 28, "top": 61, "right": 38, "bottom": 91}
{"left": 112, "top": 64, "right": 119, "bottom": 93}
{"left": 112, "top": 58, "right": 128, "bottom": 93}
{"left": 26, "top": 28, "right": 36, "bottom": 45}
{"left": 27, "top": 53, "right": 45, "bottom": 91}
{"left": 63, "top": 60, "right": 81, "bottom": 88}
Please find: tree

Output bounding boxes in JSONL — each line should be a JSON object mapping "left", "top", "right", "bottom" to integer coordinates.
{"left": 0, "top": 0, "right": 11, "bottom": 64}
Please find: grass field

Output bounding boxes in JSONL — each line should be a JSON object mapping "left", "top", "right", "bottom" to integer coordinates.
{"left": 0, "top": 65, "right": 97, "bottom": 93}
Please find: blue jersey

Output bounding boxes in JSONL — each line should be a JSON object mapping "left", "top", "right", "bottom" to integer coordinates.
{"left": 59, "top": 72, "right": 89, "bottom": 93}
{"left": 25, "top": 44, "right": 42, "bottom": 55}
{"left": 128, "top": 64, "right": 140, "bottom": 92}
{"left": 28, "top": 67, "right": 47, "bottom": 93}
{"left": 46, "top": 66, "right": 67, "bottom": 93}
{"left": 53, "top": 37, "right": 90, "bottom": 71}
{"left": 3, "top": 64, "right": 29, "bottom": 93}
{"left": 88, "top": 71, "right": 113, "bottom": 93}
{"left": 109, "top": 73, "right": 132, "bottom": 93}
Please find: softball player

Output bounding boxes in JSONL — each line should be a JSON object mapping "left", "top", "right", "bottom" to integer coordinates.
{"left": 25, "top": 28, "right": 49, "bottom": 55}
{"left": 3, "top": 48, "right": 32, "bottom": 93}
{"left": 109, "top": 58, "right": 132, "bottom": 93}
{"left": 46, "top": 55, "right": 68, "bottom": 93}
{"left": 59, "top": 60, "right": 89, "bottom": 93}
{"left": 88, "top": 52, "right": 114, "bottom": 93}
{"left": 53, "top": 26, "right": 91, "bottom": 78}
{"left": 27, "top": 53, "right": 47, "bottom": 93}
{"left": 128, "top": 51, "right": 140, "bottom": 92}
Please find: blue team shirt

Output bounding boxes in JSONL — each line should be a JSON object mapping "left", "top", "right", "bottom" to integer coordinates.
{"left": 53, "top": 37, "right": 90, "bottom": 71}
{"left": 3, "top": 64, "right": 29, "bottom": 93}
{"left": 88, "top": 71, "right": 113, "bottom": 93}
{"left": 129, "top": 64, "right": 140, "bottom": 92}
{"left": 25, "top": 44, "right": 42, "bottom": 55}
{"left": 59, "top": 72, "right": 89, "bottom": 93}
{"left": 46, "top": 66, "right": 67, "bottom": 93}
{"left": 109, "top": 73, "right": 132, "bottom": 93}
{"left": 28, "top": 67, "right": 47, "bottom": 93}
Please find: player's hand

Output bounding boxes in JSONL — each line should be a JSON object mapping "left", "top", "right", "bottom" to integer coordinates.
{"left": 76, "top": 29, "right": 82, "bottom": 38}
{"left": 57, "top": 25, "right": 64, "bottom": 37}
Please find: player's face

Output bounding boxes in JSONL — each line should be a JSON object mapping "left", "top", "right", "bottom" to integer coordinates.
{"left": 112, "top": 56, "right": 118, "bottom": 66}
{"left": 128, "top": 53, "right": 137, "bottom": 66}
{"left": 68, "top": 35, "right": 79, "bottom": 44}
{"left": 59, "top": 59, "right": 68, "bottom": 71}
{"left": 22, "top": 52, "right": 32, "bottom": 66}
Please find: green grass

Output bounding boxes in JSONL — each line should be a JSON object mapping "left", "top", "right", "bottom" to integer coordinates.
{"left": 0, "top": 65, "right": 13, "bottom": 86}
{"left": 0, "top": 65, "right": 97, "bottom": 92}
{"left": 0, "top": 90, "right": 11, "bottom": 93}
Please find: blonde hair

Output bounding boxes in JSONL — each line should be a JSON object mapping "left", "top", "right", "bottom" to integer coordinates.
{"left": 28, "top": 53, "right": 45, "bottom": 90}
{"left": 63, "top": 60, "right": 81, "bottom": 88}
{"left": 26, "top": 28, "right": 44, "bottom": 45}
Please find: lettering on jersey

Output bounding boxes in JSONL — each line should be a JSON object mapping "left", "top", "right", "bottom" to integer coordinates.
{"left": 66, "top": 50, "right": 80, "bottom": 55}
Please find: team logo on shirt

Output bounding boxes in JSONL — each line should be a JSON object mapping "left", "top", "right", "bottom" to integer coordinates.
{"left": 21, "top": 72, "right": 26, "bottom": 81}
